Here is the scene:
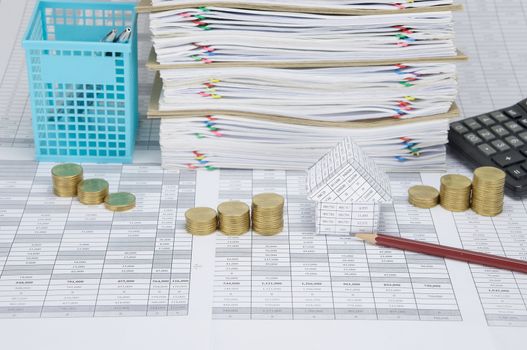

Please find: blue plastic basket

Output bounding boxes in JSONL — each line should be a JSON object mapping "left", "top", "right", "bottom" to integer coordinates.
{"left": 23, "top": 0, "right": 138, "bottom": 163}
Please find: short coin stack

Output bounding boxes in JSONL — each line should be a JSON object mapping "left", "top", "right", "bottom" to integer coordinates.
{"left": 471, "top": 167, "right": 506, "bottom": 217}
{"left": 408, "top": 185, "right": 440, "bottom": 209}
{"left": 185, "top": 207, "right": 218, "bottom": 236}
{"left": 104, "top": 192, "right": 136, "bottom": 212}
{"left": 217, "top": 201, "right": 251, "bottom": 236}
{"left": 440, "top": 174, "right": 472, "bottom": 212}
{"left": 51, "top": 163, "right": 136, "bottom": 212}
{"left": 77, "top": 179, "right": 110, "bottom": 205}
{"left": 252, "top": 193, "right": 285, "bottom": 236}
{"left": 51, "top": 163, "right": 83, "bottom": 197}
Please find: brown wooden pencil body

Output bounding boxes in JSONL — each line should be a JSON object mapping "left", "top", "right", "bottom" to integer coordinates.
{"left": 356, "top": 233, "right": 527, "bottom": 274}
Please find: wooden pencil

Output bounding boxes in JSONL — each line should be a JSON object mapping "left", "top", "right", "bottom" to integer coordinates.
{"left": 356, "top": 233, "right": 527, "bottom": 274}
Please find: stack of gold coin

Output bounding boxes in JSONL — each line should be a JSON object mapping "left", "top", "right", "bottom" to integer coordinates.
{"left": 51, "top": 163, "right": 83, "bottom": 197}
{"left": 252, "top": 193, "right": 284, "bottom": 236}
{"left": 440, "top": 174, "right": 472, "bottom": 212}
{"left": 104, "top": 192, "right": 136, "bottom": 212}
{"left": 185, "top": 207, "right": 218, "bottom": 236}
{"left": 471, "top": 166, "right": 506, "bottom": 217}
{"left": 77, "top": 179, "right": 109, "bottom": 205}
{"left": 217, "top": 201, "right": 251, "bottom": 236}
{"left": 408, "top": 185, "right": 440, "bottom": 209}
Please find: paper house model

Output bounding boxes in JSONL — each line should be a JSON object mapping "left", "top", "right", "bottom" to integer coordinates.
{"left": 307, "top": 138, "right": 392, "bottom": 236}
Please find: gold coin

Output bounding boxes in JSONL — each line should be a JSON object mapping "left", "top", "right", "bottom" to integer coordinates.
{"left": 185, "top": 207, "right": 217, "bottom": 236}
{"left": 408, "top": 185, "right": 439, "bottom": 209}
{"left": 217, "top": 201, "right": 250, "bottom": 236}
{"left": 186, "top": 207, "right": 217, "bottom": 223}
{"left": 51, "top": 163, "right": 84, "bottom": 197}
{"left": 473, "top": 166, "right": 506, "bottom": 182}
{"left": 220, "top": 230, "right": 250, "bottom": 237}
{"left": 185, "top": 226, "right": 218, "bottom": 235}
{"left": 51, "top": 163, "right": 83, "bottom": 178}
{"left": 78, "top": 178, "right": 109, "bottom": 193}
{"left": 252, "top": 193, "right": 285, "bottom": 209}
{"left": 104, "top": 192, "right": 136, "bottom": 212}
{"left": 77, "top": 179, "right": 109, "bottom": 205}
{"left": 252, "top": 193, "right": 284, "bottom": 235}
{"left": 439, "top": 174, "right": 472, "bottom": 212}
{"left": 471, "top": 167, "right": 505, "bottom": 217}
{"left": 217, "top": 201, "right": 250, "bottom": 216}
{"left": 440, "top": 174, "right": 472, "bottom": 189}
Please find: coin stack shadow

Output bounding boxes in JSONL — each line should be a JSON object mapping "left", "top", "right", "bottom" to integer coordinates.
{"left": 408, "top": 185, "right": 440, "bottom": 209}
{"left": 77, "top": 179, "right": 110, "bottom": 205}
{"left": 185, "top": 207, "right": 218, "bottom": 236}
{"left": 251, "top": 193, "right": 285, "bottom": 236}
{"left": 439, "top": 174, "right": 472, "bottom": 212}
{"left": 218, "top": 201, "right": 251, "bottom": 236}
{"left": 471, "top": 166, "right": 506, "bottom": 217}
{"left": 52, "top": 163, "right": 84, "bottom": 197}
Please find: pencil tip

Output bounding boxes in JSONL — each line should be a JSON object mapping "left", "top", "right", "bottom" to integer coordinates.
{"left": 355, "top": 233, "right": 377, "bottom": 245}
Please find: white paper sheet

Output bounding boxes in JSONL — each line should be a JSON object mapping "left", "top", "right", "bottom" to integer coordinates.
{"left": 0, "top": 156, "right": 526, "bottom": 349}
{"left": 210, "top": 167, "right": 526, "bottom": 350}
{"left": 150, "top": 9, "right": 457, "bottom": 65}
{"left": 158, "top": 64, "right": 458, "bottom": 121}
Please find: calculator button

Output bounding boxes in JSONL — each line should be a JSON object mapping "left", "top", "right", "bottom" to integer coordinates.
{"left": 522, "top": 162, "right": 527, "bottom": 172}
{"left": 477, "top": 114, "right": 496, "bottom": 126}
{"left": 477, "top": 129, "right": 496, "bottom": 142}
{"left": 519, "top": 117, "right": 527, "bottom": 128}
{"left": 504, "top": 121, "right": 523, "bottom": 133}
{"left": 505, "top": 136, "right": 525, "bottom": 148}
{"left": 463, "top": 118, "right": 482, "bottom": 131}
{"left": 491, "top": 139, "right": 511, "bottom": 152}
{"left": 520, "top": 147, "right": 527, "bottom": 157}
{"left": 477, "top": 143, "right": 497, "bottom": 157}
{"left": 507, "top": 166, "right": 527, "bottom": 180}
{"left": 519, "top": 132, "right": 527, "bottom": 143}
{"left": 504, "top": 106, "right": 525, "bottom": 119}
{"left": 490, "top": 111, "right": 509, "bottom": 123}
{"left": 519, "top": 99, "right": 527, "bottom": 112}
{"left": 492, "top": 151, "right": 524, "bottom": 168}
{"left": 464, "top": 133, "right": 483, "bottom": 145}
{"left": 490, "top": 125, "right": 510, "bottom": 137}
{"left": 451, "top": 123, "right": 469, "bottom": 135}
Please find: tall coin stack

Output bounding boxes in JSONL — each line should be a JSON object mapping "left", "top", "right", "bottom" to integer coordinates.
{"left": 440, "top": 174, "right": 472, "bottom": 212}
{"left": 471, "top": 166, "right": 506, "bottom": 217}
{"left": 217, "top": 201, "right": 251, "bottom": 236}
{"left": 77, "top": 179, "right": 110, "bottom": 205}
{"left": 51, "top": 163, "right": 83, "bottom": 197}
{"left": 185, "top": 207, "right": 218, "bottom": 236}
{"left": 251, "top": 193, "right": 284, "bottom": 236}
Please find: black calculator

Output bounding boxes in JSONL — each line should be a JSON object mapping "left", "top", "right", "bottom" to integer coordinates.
{"left": 448, "top": 99, "right": 527, "bottom": 194}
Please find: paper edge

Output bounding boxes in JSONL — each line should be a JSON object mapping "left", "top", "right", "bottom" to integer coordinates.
{"left": 146, "top": 46, "right": 469, "bottom": 70}
{"left": 147, "top": 72, "right": 460, "bottom": 127}
{"left": 137, "top": 0, "right": 463, "bottom": 15}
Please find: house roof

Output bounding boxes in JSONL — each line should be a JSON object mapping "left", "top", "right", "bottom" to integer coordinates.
{"left": 307, "top": 137, "right": 392, "bottom": 203}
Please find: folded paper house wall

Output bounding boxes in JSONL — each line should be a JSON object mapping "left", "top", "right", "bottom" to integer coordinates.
{"left": 307, "top": 138, "right": 392, "bottom": 235}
